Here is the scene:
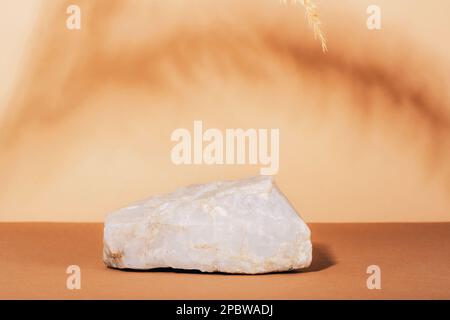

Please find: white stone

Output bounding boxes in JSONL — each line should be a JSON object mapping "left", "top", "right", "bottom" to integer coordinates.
{"left": 103, "top": 176, "right": 312, "bottom": 274}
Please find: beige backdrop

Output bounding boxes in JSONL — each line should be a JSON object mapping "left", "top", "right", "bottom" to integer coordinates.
{"left": 0, "top": 0, "right": 449, "bottom": 222}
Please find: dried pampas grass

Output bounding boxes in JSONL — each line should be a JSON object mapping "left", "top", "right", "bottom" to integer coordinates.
{"left": 300, "top": 0, "right": 327, "bottom": 52}
{"left": 281, "top": 0, "right": 327, "bottom": 51}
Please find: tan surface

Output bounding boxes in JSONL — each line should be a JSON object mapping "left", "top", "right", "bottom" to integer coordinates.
{"left": 1, "top": 223, "right": 449, "bottom": 299}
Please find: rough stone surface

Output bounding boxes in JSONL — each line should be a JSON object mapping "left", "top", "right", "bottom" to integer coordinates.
{"left": 103, "top": 176, "right": 312, "bottom": 274}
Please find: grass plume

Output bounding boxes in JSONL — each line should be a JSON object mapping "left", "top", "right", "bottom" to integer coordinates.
{"left": 280, "top": 0, "right": 327, "bottom": 51}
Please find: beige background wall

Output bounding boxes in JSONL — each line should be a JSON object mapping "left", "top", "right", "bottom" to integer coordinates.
{"left": 0, "top": 0, "right": 449, "bottom": 222}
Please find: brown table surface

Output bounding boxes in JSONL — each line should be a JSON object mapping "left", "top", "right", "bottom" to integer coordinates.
{"left": 1, "top": 223, "right": 449, "bottom": 299}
